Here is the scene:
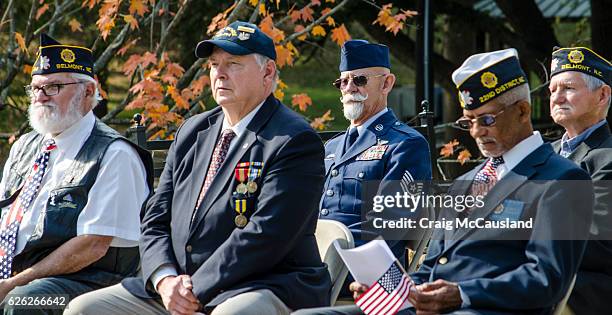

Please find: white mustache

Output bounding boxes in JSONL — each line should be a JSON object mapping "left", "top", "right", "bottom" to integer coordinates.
{"left": 34, "top": 101, "right": 58, "bottom": 108}
{"left": 340, "top": 93, "right": 368, "bottom": 103}
{"left": 477, "top": 137, "right": 497, "bottom": 145}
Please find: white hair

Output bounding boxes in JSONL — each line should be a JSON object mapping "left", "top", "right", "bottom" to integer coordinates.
{"left": 495, "top": 83, "right": 531, "bottom": 107}
{"left": 253, "top": 53, "right": 279, "bottom": 91}
{"left": 579, "top": 72, "right": 611, "bottom": 109}
{"left": 68, "top": 73, "right": 102, "bottom": 108}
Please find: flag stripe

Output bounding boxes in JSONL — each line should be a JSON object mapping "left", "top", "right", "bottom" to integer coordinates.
{"left": 356, "top": 282, "right": 381, "bottom": 306}
{"left": 372, "top": 276, "right": 409, "bottom": 315}
{"left": 357, "top": 262, "right": 412, "bottom": 315}
{"left": 357, "top": 284, "right": 383, "bottom": 311}
{"left": 383, "top": 276, "right": 411, "bottom": 315}
{"left": 390, "top": 282, "right": 412, "bottom": 314}
{"left": 362, "top": 286, "right": 386, "bottom": 314}
{"left": 376, "top": 276, "right": 409, "bottom": 315}
{"left": 365, "top": 287, "right": 391, "bottom": 314}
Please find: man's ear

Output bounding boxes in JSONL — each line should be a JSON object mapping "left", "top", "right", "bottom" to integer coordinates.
{"left": 263, "top": 60, "right": 276, "bottom": 86}
{"left": 85, "top": 82, "right": 96, "bottom": 98}
{"left": 597, "top": 84, "right": 611, "bottom": 109}
{"left": 517, "top": 100, "right": 532, "bottom": 122}
{"left": 381, "top": 73, "right": 396, "bottom": 94}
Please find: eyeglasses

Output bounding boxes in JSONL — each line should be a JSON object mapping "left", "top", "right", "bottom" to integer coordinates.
{"left": 24, "top": 81, "right": 88, "bottom": 98}
{"left": 454, "top": 108, "right": 506, "bottom": 130}
{"left": 332, "top": 74, "right": 386, "bottom": 89}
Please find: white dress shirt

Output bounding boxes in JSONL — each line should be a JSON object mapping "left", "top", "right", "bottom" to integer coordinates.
{"left": 150, "top": 101, "right": 265, "bottom": 290}
{"left": 495, "top": 131, "right": 544, "bottom": 179}
{"left": 0, "top": 111, "right": 149, "bottom": 253}
{"left": 223, "top": 101, "right": 264, "bottom": 153}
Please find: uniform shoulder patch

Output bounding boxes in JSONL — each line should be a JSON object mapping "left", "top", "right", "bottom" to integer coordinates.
{"left": 391, "top": 121, "right": 419, "bottom": 135}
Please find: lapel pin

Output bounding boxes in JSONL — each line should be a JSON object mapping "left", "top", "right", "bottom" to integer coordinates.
{"left": 494, "top": 204, "right": 504, "bottom": 214}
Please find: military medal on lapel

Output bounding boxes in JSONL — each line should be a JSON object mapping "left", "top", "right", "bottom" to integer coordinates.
{"left": 234, "top": 198, "right": 248, "bottom": 228}
{"left": 231, "top": 161, "right": 265, "bottom": 228}
{"left": 235, "top": 163, "right": 249, "bottom": 194}
{"left": 246, "top": 162, "right": 263, "bottom": 193}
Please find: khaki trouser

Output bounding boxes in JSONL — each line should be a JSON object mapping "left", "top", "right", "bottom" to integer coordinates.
{"left": 64, "top": 283, "right": 292, "bottom": 315}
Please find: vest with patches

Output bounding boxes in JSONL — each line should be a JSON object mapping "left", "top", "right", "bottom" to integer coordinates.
{"left": 0, "top": 120, "right": 153, "bottom": 287}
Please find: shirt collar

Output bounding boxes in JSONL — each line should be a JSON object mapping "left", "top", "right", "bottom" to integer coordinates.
{"left": 560, "top": 119, "right": 607, "bottom": 155}
{"left": 497, "top": 131, "right": 544, "bottom": 179}
{"left": 222, "top": 100, "right": 265, "bottom": 138}
{"left": 45, "top": 111, "right": 95, "bottom": 152}
{"left": 351, "top": 107, "right": 388, "bottom": 136}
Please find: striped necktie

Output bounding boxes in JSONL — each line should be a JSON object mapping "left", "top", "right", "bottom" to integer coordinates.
{"left": 0, "top": 139, "right": 56, "bottom": 278}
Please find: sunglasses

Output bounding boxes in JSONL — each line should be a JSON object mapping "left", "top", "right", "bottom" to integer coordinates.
{"left": 332, "top": 74, "right": 386, "bottom": 89}
{"left": 454, "top": 109, "right": 506, "bottom": 130}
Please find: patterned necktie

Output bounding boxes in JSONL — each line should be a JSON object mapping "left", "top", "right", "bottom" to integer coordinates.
{"left": 471, "top": 156, "right": 504, "bottom": 196}
{"left": 0, "top": 139, "right": 56, "bottom": 278}
{"left": 195, "top": 129, "right": 236, "bottom": 210}
{"left": 344, "top": 128, "right": 359, "bottom": 154}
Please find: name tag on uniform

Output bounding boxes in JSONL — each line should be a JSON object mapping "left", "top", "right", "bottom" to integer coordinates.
{"left": 356, "top": 145, "right": 388, "bottom": 161}
{"left": 489, "top": 199, "right": 524, "bottom": 221}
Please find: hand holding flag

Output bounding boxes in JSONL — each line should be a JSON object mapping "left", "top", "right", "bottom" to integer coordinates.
{"left": 355, "top": 261, "right": 413, "bottom": 315}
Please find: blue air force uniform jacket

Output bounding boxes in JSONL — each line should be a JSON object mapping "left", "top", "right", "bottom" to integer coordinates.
{"left": 319, "top": 109, "right": 432, "bottom": 259}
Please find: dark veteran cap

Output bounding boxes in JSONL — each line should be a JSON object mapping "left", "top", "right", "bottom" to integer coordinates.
{"left": 339, "top": 39, "right": 390, "bottom": 72}
{"left": 31, "top": 33, "right": 94, "bottom": 78}
{"left": 195, "top": 21, "right": 276, "bottom": 60}
{"left": 551, "top": 47, "right": 611, "bottom": 85}
{"left": 452, "top": 48, "right": 527, "bottom": 110}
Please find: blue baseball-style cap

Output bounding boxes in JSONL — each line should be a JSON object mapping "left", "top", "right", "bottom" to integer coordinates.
{"left": 339, "top": 39, "right": 390, "bottom": 72}
{"left": 195, "top": 21, "right": 276, "bottom": 60}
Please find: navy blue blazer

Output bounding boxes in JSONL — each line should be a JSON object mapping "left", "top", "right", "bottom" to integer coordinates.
{"left": 553, "top": 123, "right": 612, "bottom": 315}
{"left": 411, "top": 144, "right": 593, "bottom": 314}
{"left": 122, "top": 94, "right": 331, "bottom": 310}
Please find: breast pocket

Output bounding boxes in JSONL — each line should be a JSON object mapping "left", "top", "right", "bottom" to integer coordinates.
{"left": 340, "top": 161, "right": 384, "bottom": 214}
{"left": 42, "top": 186, "right": 87, "bottom": 240}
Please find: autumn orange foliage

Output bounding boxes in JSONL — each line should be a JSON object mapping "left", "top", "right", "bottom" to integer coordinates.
{"left": 9, "top": 0, "right": 416, "bottom": 140}
{"left": 440, "top": 140, "right": 473, "bottom": 165}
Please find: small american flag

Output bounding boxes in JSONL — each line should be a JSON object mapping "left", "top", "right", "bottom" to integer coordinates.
{"left": 356, "top": 261, "right": 412, "bottom": 315}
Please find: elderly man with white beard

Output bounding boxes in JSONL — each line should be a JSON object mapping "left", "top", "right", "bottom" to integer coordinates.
{"left": 0, "top": 34, "right": 152, "bottom": 315}
{"left": 318, "top": 39, "right": 432, "bottom": 298}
